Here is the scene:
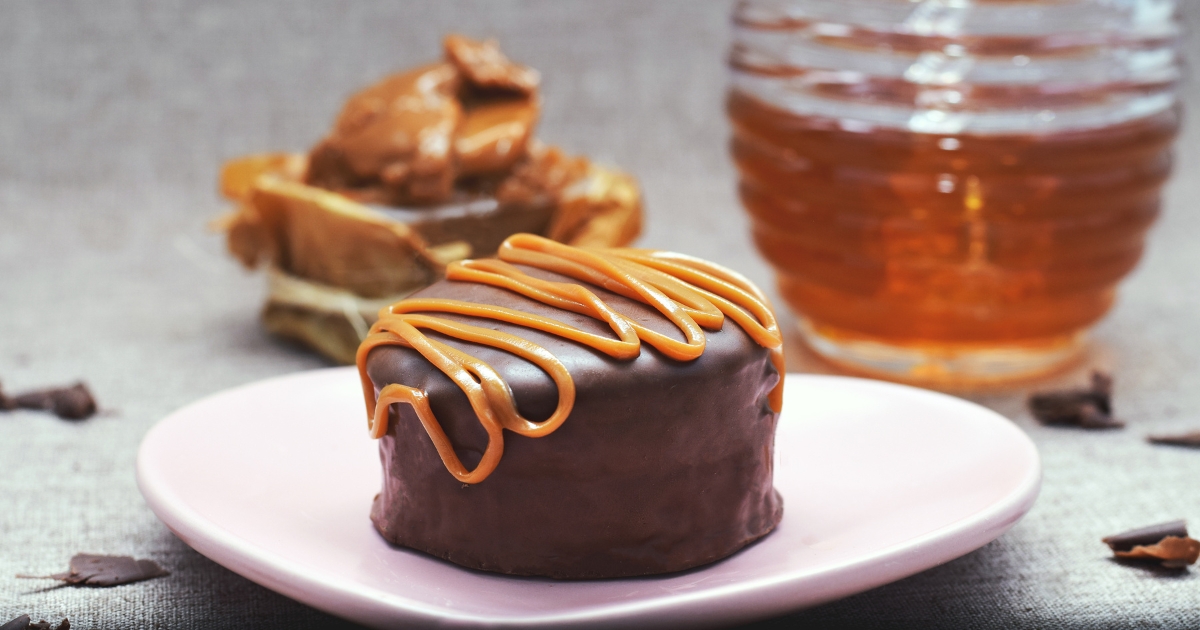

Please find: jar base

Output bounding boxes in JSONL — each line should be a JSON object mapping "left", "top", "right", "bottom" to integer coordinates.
{"left": 798, "top": 319, "right": 1087, "bottom": 387}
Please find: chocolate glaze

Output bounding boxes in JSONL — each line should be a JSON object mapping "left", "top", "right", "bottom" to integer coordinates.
{"left": 365, "top": 264, "right": 783, "bottom": 578}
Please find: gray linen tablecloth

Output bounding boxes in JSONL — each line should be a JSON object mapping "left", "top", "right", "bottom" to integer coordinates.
{"left": 2, "top": 2, "right": 1199, "bottom": 628}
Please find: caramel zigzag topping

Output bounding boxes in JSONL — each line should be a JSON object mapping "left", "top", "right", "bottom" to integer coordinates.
{"left": 356, "top": 233, "right": 784, "bottom": 483}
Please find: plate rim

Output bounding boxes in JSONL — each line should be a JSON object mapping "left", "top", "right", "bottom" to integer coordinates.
{"left": 137, "top": 368, "right": 1041, "bottom": 629}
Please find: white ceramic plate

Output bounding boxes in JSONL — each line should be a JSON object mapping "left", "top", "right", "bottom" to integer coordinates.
{"left": 137, "top": 367, "right": 1040, "bottom": 629}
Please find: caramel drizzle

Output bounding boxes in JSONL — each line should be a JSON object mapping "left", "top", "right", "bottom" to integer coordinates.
{"left": 356, "top": 234, "right": 785, "bottom": 483}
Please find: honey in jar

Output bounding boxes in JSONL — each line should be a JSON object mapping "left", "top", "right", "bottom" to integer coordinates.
{"left": 728, "top": 0, "right": 1182, "bottom": 384}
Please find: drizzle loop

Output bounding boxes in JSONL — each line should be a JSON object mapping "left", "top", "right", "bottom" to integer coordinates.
{"left": 356, "top": 234, "right": 785, "bottom": 483}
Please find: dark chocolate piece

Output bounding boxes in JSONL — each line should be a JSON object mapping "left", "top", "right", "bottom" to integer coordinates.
{"left": 0, "top": 617, "right": 66, "bottom": 630}
{"left": 1103, "top": 520, "right": 1188, "bottom": 551}
{"left": 0, "top": 382, "right": 97, "bottom": 420}
{"left": 1028, "top": 371, "right": 1122, "bottom": 428}
{"left": 1, "top": 616, "right": 30, "bottom": 630}
{"left": 1104, "top": 520, "right": 1200, "bottom": 569}
{"left": 365, "top": 265, "right": 783, "bottom": 579}
{"left": 1114, "top": 537, "right": 1200, "bottom": 569}
{"left": 44, "top": 554, "right": 168, "bottom": 587}
{"left": 1147, "top": 431, "right": 1200, "bottom": 448}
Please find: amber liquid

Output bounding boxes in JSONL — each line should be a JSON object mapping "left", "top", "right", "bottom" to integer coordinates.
{"left": 729, "top": 92, "right": 1179, "bottom": 377}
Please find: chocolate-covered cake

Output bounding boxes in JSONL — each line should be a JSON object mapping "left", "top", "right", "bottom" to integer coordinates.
{"left": 357, "top": 234, "right": 785, "bottom": 579}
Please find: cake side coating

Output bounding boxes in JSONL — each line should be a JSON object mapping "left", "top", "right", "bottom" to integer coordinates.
{"left": 359, "top": 235, "right": 784, "bottom": 578}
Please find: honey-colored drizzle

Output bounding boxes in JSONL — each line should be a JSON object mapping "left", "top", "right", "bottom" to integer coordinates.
{"left": 356, "top": 234, "right": 785, "bottom": 483}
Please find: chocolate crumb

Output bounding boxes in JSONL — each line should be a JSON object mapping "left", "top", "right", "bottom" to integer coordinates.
{"left": 1028, "top": 371, "right": 1122, "bottom": 429}
{"left": 1104, "top": 520, "right": 1200, "bottom": 569}
{"left": 0, "top": 381, "right": 96, "bottom": 420}
{"left": 1147, "top": 431, "right": 1200, "bottom": 448}
{"left": 24, "top": 554, "right": 168, "bottom": 587}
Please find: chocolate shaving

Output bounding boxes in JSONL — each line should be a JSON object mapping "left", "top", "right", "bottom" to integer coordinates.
{"left": 0, "top": 381, "right": 97, "bottom": 420}
{"left": 1028, "top": 371, "right": 1122, "bottom": 429}
{"left": 24, "top": 554, "right": 168, "bottom": 587}
{"left": 1104, "top": 520, "right": 1200, "bottom": 569}
{"left": 1147, "top": 430, "right": 1200, "bottom": 448}
{"left": 1, "top": 617, "right": 68, "bottom": 630}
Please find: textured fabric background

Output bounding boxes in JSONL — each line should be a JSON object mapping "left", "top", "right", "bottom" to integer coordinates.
{"left": 1, "top": 2, "right": 1198, "bottom": 628}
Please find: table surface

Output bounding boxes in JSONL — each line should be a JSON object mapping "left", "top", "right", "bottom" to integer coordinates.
{"left": 2, "top": 2, "right": 1198, "bottom": 628}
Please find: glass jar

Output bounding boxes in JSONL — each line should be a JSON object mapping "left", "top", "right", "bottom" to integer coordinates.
{"left": 728, "top": 0, "right": 1182, "bottom": 385}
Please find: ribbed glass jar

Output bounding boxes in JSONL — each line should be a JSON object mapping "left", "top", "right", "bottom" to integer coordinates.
{"left": 728, "top": 0, "right": 1182, "bottom": 385}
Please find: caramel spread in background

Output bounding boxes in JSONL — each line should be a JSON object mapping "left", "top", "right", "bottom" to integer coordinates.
{"left": 215, "top": 35, "right": 643, "bottom": 364}
{"left": 307, "top": 35, "right": 543, "bottom": 205}
{"left": 358, "top": 234, "right": 785, "bottom": 483}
